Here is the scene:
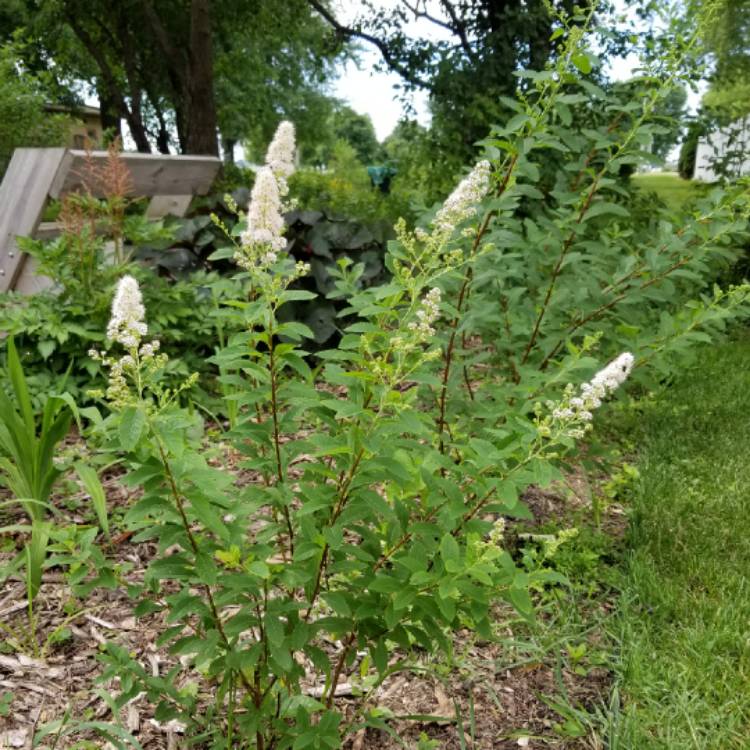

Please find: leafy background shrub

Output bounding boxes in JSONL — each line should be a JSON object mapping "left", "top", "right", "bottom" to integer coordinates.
{"left": 0, "top": 44, "right": 70, "bottom": 178}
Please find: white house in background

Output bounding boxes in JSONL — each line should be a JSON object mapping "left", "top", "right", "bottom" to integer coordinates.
{"left": 694, "top": 117, "right": 750, "bottom": 181}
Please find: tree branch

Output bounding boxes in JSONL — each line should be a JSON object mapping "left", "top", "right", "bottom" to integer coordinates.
{"left": 64, "top": 11, "right": 152, "bottom": 152}
{"left": 140, "top": 0, "right": 188, "bottom": 88}
{"left": 437, "top": 0, "right": 475, "bottom": 60}
{"left": 306, "top": 0, "right": 433, "bottom": 90}
{"left": 400, "top": 0, "right": 475, "bottom": 61}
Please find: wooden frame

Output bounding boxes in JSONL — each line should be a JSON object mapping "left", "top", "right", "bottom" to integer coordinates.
{"left": 0, "top": 148, "right": 221, "bottom": 294}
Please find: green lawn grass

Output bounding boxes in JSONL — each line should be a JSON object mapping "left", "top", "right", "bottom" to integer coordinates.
{"left": 632, "top": 172, "right": 703, "bottom": 212}
{"left": 610, "top": 336, "right": 750, "bottom": 749}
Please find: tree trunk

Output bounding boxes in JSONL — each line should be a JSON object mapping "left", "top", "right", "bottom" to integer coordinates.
{"left": 67, "top": 12, "right": 152, "bottom": 152}
{"left": 221, "top": 136, "right": 236, "bottom": 164}
{"left": 97, "top": 84, "right": 122, "bottom": 143}
{"left": 185, "top": 0, "right": 219, "bottom": 155}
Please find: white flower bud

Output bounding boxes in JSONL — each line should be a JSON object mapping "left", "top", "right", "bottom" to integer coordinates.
{"left": 408, "top": 287, "right": 442, "bottom": 339}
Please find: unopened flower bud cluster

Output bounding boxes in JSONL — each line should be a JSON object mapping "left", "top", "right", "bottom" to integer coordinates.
{"left": 542, "top": 527, "right": 579, "bottom": 560}
{"left": 408, "top": 287, "right": 442, "bottom": 340}
{"left": 488, "top": 517, "right": 506, "bottom": 546}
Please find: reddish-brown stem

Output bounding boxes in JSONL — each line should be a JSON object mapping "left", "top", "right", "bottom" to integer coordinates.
{"left": 538, "top": 255, "right": 692, "bottom": 371}
{"left": 436, "top": 273, "right": 472, "bottom": 454}
{"left": 326, "top": 632, "right": 357, "bottom": 708}
{"left": 304, "top": 446, "right": 367, "bottom": 622}
{"left": 266, "top": 317, "right": 294, "bottom": 555}
{"left": 461, "top": 331, "right": 476, "bottom": 401}
{"left": 520, "top": 177, "right": 601, "bottom": 365}
{"left": 435, "top": 155, "right": 520, "bottom": 451}
{"left": 155, "top": 440, "right": 259, "bottom": 705}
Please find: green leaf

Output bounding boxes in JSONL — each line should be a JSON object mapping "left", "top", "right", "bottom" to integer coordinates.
{"left": 583, "top": 201, "right": 630, "bottom": 221}
{"left": 440, "top": 534, "right": 461, "bottom": 573}
{"left": 75, "top": 463, "right": 109, "bottom": 538}
{"left": 119, "top": 407, "right": 146, "bottom": 452}
{"left": 26, "top": 520, "right": 50, "bottom": 602}
{"left": 509, "top": 586, "right": 534, "bottom": 618}
{"left": 322, "top": 591, "right": 351, "bottom": 617}
{"left": 37, "top": 340, "right": 56, "bottom": 360}
{"left": 571, "top": 52, "right": 592, "bottom": 74}
{"left": 6, "top": 337, "right": 33, "bottom": 433}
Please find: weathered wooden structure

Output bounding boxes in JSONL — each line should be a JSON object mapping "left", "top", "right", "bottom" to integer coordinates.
{"left": 0, "top": 148, "right": 221, "bottom": 294}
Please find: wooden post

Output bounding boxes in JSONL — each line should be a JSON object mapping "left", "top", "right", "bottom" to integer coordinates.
{"left": 0, "top": 148, "right": 221, "bottom": 295}
{"left": 0, "top": 149, "right": 67, "bottom": 293}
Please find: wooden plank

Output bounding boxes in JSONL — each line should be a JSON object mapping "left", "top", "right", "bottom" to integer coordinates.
{"left": 146, "top": 195, "right": 193, "bottom": 219}
{"left": 50, "top": 151, "right": 221, "bottom": 199}
{"left": 0, "top": 148, "right": 67, "bottom": 293}
{"left": 35, "top": 221, "right": 64, "bottom": 240}
{"left": 13, "top": 256, "right": 53, "bottom": 295}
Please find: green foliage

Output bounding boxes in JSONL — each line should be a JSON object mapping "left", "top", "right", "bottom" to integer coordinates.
{"left": 0, "top": 191, "right": 236, "bottom": 403}
{"left": 0, "top": 337, "right": 73, "bottom": 526}
{"left": 642, "top": 83, "right": 687, "bottom": 160}
{"left": 702, "top": 0, "right": 750, "bottom": 119}
{"left": 311, "top": 103, "right": 382, "bottom": 166}
{"left": 2, "top": 3, "right": 748, "bottom": 745}
{"left": 0, "top": 43, "right": 69, "bottom": 176}
{"left": 0, "top": 336, "right": 74, "bottom": 606}
{"left": 461, "top": 56, "right": 750, "bottom": 396}
{"left": 290, "top": 141, "right": 414, "bottom": 225}
{"left": 73, "top": 9, "right": 750, "bottom": 747}
{"left": 279, "top": 208, "right": 393, "bottom": 346}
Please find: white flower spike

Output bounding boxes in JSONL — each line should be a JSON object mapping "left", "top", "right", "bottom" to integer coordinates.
{"left": 237, "top": 167, "right": 287, "bottom": 269}
{"left": 552, "top": 352, "right": 634, "bottom": 429}
{"left": 265, "top": 120, "right": 296, "bottom": 196}
{"left": 433, "top": 160, "right": 491, "bottom": 236}
{"left": 107, "top": 275, "right": 147, "bottom": 349}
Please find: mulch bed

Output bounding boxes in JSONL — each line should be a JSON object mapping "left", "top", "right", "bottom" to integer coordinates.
{"left": 0, "top": 449, "right": 621, "bottom": 749}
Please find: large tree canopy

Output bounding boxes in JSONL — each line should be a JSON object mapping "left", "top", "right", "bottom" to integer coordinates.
{"left": 5, "top": 0, "right": 341, "bottom": 156}
{"left": 306, "top": 0, "right": 583, "bottom": 175}
{"left": 701, "top": 0, "right": 750, "bottom": 119}
{"left": 0, "top": 43, "right": 70, "bottom": 175}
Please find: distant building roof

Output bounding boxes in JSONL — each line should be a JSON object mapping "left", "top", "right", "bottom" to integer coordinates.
{"left": 44, "top": 103, "right": 101, "bottom": 118}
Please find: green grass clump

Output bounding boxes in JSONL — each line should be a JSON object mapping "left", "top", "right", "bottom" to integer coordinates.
{"left": 632, "top": 172, "right": 703, "bottom": 212}
{"left": 611, "top": 336, "right": 750, "bottom": 749}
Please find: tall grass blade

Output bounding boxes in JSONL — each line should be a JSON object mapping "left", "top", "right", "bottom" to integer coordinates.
{"left": 75, "top": 462, "right": 110, "bottom": 538}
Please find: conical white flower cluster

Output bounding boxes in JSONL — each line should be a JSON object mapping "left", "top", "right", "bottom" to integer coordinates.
{"left": 235, "top": 121, "right": 298, "bottom": 271}
{"left": 237, "top": 167, "right": 287, "bottom": 269}
{"left": 553, "top": 352, "right": 634, "bottom": 423}
{"left": 265, "top": 120, "right": 296, "bottom": 197}
{"left": 433, "top": 160, "right": 491, "bottom": 236}
{"left": 93, "top": 275, "right": 171, "bottom": 408}
{"left": 106, "top": 275, "right": 147, "bottom": 348}
{"left": 408, "top": 287, "right": 442, "bottom": 339}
